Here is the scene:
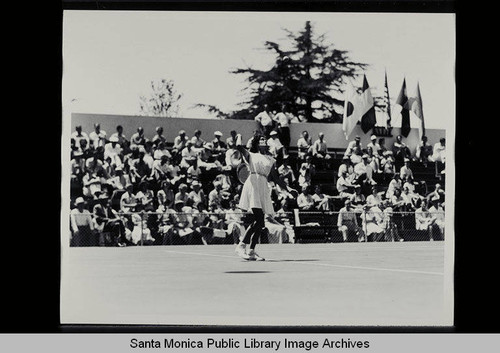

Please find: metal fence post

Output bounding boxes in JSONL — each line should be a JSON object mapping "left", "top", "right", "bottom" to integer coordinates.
{"left": 140, "top": 212, "right": 144, "bottom": 246}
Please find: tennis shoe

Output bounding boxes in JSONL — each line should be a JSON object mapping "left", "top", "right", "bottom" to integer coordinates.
{"left": 235, "top": 243, "right": 250, "bottom": 260}
{"left": 247, "top": 249, "right": 265, "bottom": 261}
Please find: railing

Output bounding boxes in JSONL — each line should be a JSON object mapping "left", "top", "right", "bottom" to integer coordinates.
{"left": 69, "top": 210, "right": 445, "bottom": 247}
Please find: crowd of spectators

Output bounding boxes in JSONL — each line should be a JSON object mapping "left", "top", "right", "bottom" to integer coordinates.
{"left": 70, "top": 118, "right": 446, "bottom": 246}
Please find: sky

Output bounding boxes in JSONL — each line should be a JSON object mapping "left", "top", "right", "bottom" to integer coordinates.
{"left": 62, "top": 11, "right": 455, "bottom": 129}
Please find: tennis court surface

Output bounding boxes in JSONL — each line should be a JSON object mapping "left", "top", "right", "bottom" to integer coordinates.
{"left": 60, "top": 242, "right": 450, "bottom": 326}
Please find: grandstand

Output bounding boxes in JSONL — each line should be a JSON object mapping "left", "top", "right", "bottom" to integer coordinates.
{"left": 68, "top": 113, "right": 446, "bottom": 247}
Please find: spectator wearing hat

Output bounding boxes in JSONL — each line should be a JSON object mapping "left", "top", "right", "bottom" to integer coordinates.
{"left": 198, "top": 142, "right": 222, "bottom": 170}
{"left": 130, "top": 127, "right": 147, "bottom": 150}
{"left": 211, "top": 131, "right": 227, "bottom": 150}
{"left": 104, "top": 135, "right": 123, "bottom": 168}
{"left": 89, "top": 123, "right": 107, "bottom": 149}
{"left": 312, "top": 132, "right": 331, "bottom": 169}
{"left": 152, "top": 126, "right": 166, "bottom": 147}
{"left": 267, "top": 130, "right": 284, "bottom": 159}
{"left": 187, "top": 180, "right": 206, "bottom": 208}
{"left": 366, "top": 134, "right": 381, "bottom": 155}
{"left": 297, "top": 130, "right": 313, "bottom": 162}
{"left": 337, "top": 199, "right": 363, "bottom": 242}
{"left": 399, "top": 158, "right": 414, "bottom": 181}
{"left": 70, "top": 197, "right": 95, "bottom": 247}
{"left": 173, "top": 130, "right": 189, "bottom": 152}
{"left": 392, "top": 135, "right": 412, "bottom": 162}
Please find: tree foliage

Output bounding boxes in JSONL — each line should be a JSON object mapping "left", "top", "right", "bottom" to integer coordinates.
{"left": 139, "top": 79, "right": 183, "bottom": 117}
{"left": 229, "top": 21, "right": 368, "bottom": 123}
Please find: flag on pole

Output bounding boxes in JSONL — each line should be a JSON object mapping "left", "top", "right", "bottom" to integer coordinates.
{"left": 342, "top": 76, "right": 376, "bottom": 140}
{"left": 383, "top": 70, "right": 391, "bottom": 128}
{"left": 359, "top": 74, "right": 376, "bottom": 134}
{"left": 408, "top": 82, "right": 425, "bottom": 139}
{"left": 342, "top": 80, "right": 359, "bottom": 140}
{"left": 395, "top": 78, "right": 411, "bottom": 137}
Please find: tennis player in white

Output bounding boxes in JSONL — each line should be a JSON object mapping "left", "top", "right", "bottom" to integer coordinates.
{"left": 235, "top": 133, "right": 290, "bottom": 261}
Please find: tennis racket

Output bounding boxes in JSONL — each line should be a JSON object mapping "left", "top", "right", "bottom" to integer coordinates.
{"left": 236, "top": 163, "right": 250, "bottom": 184}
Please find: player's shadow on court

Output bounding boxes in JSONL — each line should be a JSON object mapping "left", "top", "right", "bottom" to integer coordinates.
{"left": 266, "top": 259, "right": 319, "bottom": 262}
{"left": 225, "top": 271, "right": 271, "bottom": 274}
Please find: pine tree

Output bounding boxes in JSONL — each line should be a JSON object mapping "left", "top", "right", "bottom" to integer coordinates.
{"left": 230, "top": 21, "right": 368, "bottom": 122}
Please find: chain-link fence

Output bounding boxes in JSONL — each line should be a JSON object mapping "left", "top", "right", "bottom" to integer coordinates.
{"left": 69, "top": 210, "right": 445, "bottom": 247}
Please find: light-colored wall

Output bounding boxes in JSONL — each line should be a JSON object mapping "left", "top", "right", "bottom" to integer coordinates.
{"left": 71, "top": 113, "right": 446, "bottom": 154}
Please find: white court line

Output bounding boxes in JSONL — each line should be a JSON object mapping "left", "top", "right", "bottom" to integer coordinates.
{"left": 163, "top": 249, "right": 444, "bottom": 276}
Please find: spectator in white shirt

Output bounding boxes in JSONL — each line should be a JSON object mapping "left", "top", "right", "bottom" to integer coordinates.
{"left": 89, "top": 123, "right": 107, "bottom": 149}
{"left": 399, "top": 158, "right": 414, "bottom": 180}
{"left": 71, "top": 125, "right": 90, "bottom": 152}
{"left": 297, "top": 130, "right": 313, "bottom": 161}
{"left": 272, "top": 106, "right": 292, "bottom": 148}
{"left": 432, "top": 138, "right": 446, "bottom": 163}
{"left": 366, "top": 134, "right": 381, "bottom": 155}
{"left": 130, "top": 127, "right": 147, "bottom": 150}
{"left": 173, "top": 130, "right": 189, "bottom": 152}
{"left": 70, "top": 197, "right": 95, "bottom": 247}
{"left": 104, "top": 135, "right": 123, "bottom": 168}
{"left": 336, "top": 169, "right": 357, "bottom": 199}
{"left": 297, "top": 185, "right": 315, "bottom": 211}
{"left": 152, "top": 126, "right": 166, "bottom": 147}
{"left": 344, "top": 135, "right": 362, "bottom": 158}
{"left": 267, "top": 130, "right": 283, "bottom": 159}
{"left": 254, "top": 110, "right": 274, "bottom": 137}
